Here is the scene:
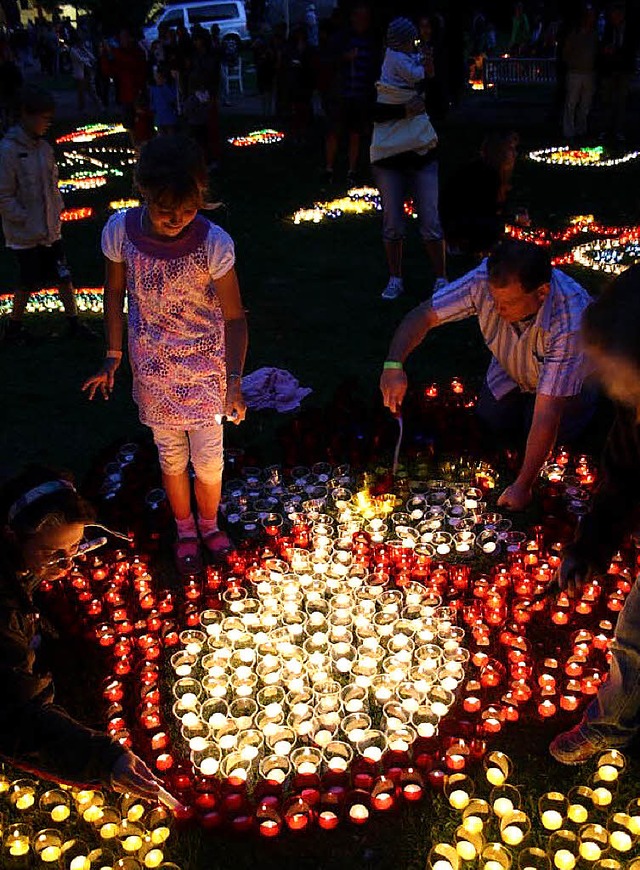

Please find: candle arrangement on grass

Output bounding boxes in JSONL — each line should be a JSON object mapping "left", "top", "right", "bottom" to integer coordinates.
{"left": 433, "top": 749, "right": 638, "bottom": 870}
{"left": 528, "top": 146, "right": 640, "bottom": 168}
{"left": 0, "top": 287, "right": 106, "bottom": 316}
{"left": 228, "top": 129, "right": 285, "bottom": 147}
{"left": 0, "top": 772, "right": 180, "bottom": 868}
{"left": 291, "top": 187, "right": 416, "bottom": 225}
{"left": 55, "top": 122, "right": 128, "bottom": 144}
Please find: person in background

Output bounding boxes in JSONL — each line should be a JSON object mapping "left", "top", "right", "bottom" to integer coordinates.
{"left": 306, "top": 3, "right": 319, "bottom": 48}
{"left": 550, "top": 265, "right": 640, "bottom": 762}
{"left": 111, "top": 28, "right": 147, "bottom": 136}
{"left": 83, "top": 136, "right": 247, "bottom": 574}
{"left": 94, "top": 39, "right": 113, "bottom": 108}
{"left": 440, "top": 130, "right": 518, "bottom": 257}
{"left": 598, "top": 2, "right": 638, "bottom": 142}
{"left": 509, "top": 2, "right": 531, "bottom": 55}
{"left": 286, "top": 24, "right": 316, "bottom": 144}
{"left": 0, "top": 34, "right": 23, "bottom": 133}
{"left": 0, "top": 466, "right": 165, "bottom": 800}
{"left": 562, "top": 4, "right": 598, "bottom": 141}
{"left": 0, "top": 85, "right": 93, "bottom": 344}
{"left": 253, "top": 25, "right": 277, "bottom": 116}
{"left": 149, "top": 64, "right": 178, "bottom": 135}
{"left": 380, "top": 240, "right": 595, "bottom": 511}
{"left": 324, "top": 3, "right": 379, "bottom": 183}
{"left": 418, "top": 13, "right": 448, "bottom": 122}
{"left": 371, "top": 17, "right": 446, "bottom": 302}
{"left": 188, "top": 29, "right": 222, "bottom": 168}
{"left": 68, "top": 31, "right": 98, "bottom": 114}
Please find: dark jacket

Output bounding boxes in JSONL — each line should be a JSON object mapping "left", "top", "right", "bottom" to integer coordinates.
{"left": 570, "top": 404, "right": 640, "bottom": 569}
{"left": 0, "top": 559, "right": 124, "bottom": 786}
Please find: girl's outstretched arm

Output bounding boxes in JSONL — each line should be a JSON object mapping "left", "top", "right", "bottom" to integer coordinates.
{"left": 82, "top": 258, "right": 127, "bottom": 400}
{"left": 215, "top": 267, "right": 248, "bottom": 423}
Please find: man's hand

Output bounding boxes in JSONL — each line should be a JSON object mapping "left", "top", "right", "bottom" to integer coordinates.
{"left": 497, "top": 480, "right": 533, "bottom": 511}
{"left": 82, "top": 358, "right": 121, "bottom": 400}
{"left": 111, "top": 750, "right": 164, "bottom": 801}
{"left": 225, "top": 379, "right": 246, "bottom": 424}
{"left": 380, "top": 368, "right": 408, "bottom": 415}
{"left": 556, "top": 550, "right": 592, "bottom": 598}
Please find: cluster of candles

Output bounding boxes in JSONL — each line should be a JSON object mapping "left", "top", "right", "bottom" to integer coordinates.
{"left": 55, "top": 123, "right": 132, "bottom": 193}
{"left": 430, "top": 749, "right": 640, "bottom": 870}
{"left": 55, "top": 123, "right": 128, "bottom": 144}
{"left": 0, "top": 287, "right": 105, "bottom": 317}
{"left": 32, "top": 429, "right": 636, "bottom": 837}
{"left": 505, "top": 217, "right": 640, "bottom": 270}
{"left": 571, "top": 234, "right": 640, "bottom": 276}
{"left": 227, "top": 129, "right": 285, "bottom": 147}
{"left": 170, "top": 577, "right": 471, "bottom": 827}
{"left": 291, "top": 187, "right": 417, "bottom": 226}
{"left": 61, "top": 207, "right": 94, "bottom": 222}
{"left": 528, "top": 145, "right": 640, "bottom": 168}
{"left": 0, "top": 770, "right": 180, "bottom": 868}
{"left": 110, "top": 199, "right": 142, "bottom": 212}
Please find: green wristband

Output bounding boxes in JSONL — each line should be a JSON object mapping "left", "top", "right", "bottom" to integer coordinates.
{"left": 383, "top": 360, "right": 404, "bottom": 370}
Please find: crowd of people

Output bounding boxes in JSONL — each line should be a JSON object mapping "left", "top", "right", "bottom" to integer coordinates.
{"left": 1, "top": 0, "right": 640, "bottom": 811}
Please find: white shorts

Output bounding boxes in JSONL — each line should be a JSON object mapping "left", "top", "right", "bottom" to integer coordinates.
{"left": 151, "top": 427, "right": 224, "bottom": 486}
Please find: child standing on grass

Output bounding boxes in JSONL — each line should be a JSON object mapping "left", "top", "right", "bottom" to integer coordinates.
{"left": 83, "top": 135, "right": 247, "bottom": 575}
{"left": 0, "top": 85, "right": 92, "bottom": 344}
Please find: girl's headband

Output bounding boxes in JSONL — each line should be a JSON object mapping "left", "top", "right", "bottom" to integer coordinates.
{"left": 7, "top": 481, "right": 76, "bottom": 526}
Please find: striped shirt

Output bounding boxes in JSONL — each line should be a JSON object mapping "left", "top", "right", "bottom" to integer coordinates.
{"left": 431, "top": 260, "right": 592, "bottom": 400}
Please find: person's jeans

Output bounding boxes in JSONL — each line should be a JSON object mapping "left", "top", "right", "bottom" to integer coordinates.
{"left": 476, "top": 380, "right": 597, "bottom": 445}
{"left": 583, "top": 575, "right": 640, "bottom": 747}
{"left": 563, "top": 71, "right": 595, "bottom": 138}
{"left": 372, "top": 160, "right": 443, "bottom": 242}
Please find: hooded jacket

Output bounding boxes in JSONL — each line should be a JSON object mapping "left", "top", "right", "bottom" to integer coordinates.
{"left": 0, "top": 558, "right": 125, "bottom": 786}
{"left": 0, "top": 124, "right": 64, "bottom": 249}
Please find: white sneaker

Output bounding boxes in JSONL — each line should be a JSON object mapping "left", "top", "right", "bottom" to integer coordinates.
{"left": 381, "top": 277, "right": 404, "bottom": 300}
{"left": 432, "top": 277, "right": 448, "bottom": 294}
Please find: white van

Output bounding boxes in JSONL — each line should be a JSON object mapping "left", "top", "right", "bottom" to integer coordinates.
{"left": 144, "top": 1, "right": 250, "bottom": 50}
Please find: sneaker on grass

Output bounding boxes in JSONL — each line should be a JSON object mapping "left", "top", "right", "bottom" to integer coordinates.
{"left": 549, "top": 723, "right": 602, "bottom": 765}
{"left": 381, "top": 277, "right": 404, "bottom": 300}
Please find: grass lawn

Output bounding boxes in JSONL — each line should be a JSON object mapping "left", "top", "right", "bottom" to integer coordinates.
{"left": 1, "top": 93, "right": 640, "bottom": 869}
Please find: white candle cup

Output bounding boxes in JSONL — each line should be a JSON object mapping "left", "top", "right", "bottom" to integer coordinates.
{"left": 221, "top": 751, "right": 255, "bottom": 787}
{"left": 34, "top": 828, "right": 64, "bottom": 863}
{"left": 381, "top": 701, "right": 411, "bottom": 733}
{"left": 201, "top": 698, "right": 229, "bottom": 732}
{"left": 342, "top": 712, "right": 372, "bottom": 746}
{"left": 340, "top": 684, "right": 368, "bottom": 714}
{"left": 237, "top": 729, "right": 265, "bottom": 764}
{"left": 291, "top": 746, "right": 323, "bottom": 776}
{"left": 358, "top": 729, "right": 388, "bottom": 763}
{"left": 266, "top": 725, "right": 297, "bottom": 758}
{"left": 190, "top": 741, "right": 221, "bottom": 777}
{"left": 412, "top": 705, "right": 440, "bottom": 739}
{"left": 9, "top": 779, "right": 38, "bottom": 811}
{"left": 39, "top": 789, "right": 72, "bottom": 824}
{"left": 170, "top": 651, "right": 198, "bottom": 677}
{"left": 259, "top": 754, "right": 292, "bottom": 787}
{"left": 179, "top": 629, "right": 207, "bottom": 656}
{"left": 385, "top": 726, "right": 416, "bottom": 754}
{"left": 548, "top": 830, "right": 579, "bottom": 870}
{"left": 229, "top": 698, "right": 258, "bottom": 731}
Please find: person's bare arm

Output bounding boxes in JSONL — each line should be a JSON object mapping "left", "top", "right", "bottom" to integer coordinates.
{"left": 498, "top": 393, "right": 566, "bottom": 510}
{"left": 380, "top": 302, "right": 441, "bottom": 414}
{"left": 82, "top": 258, "right": 126, "bottom": 400}
{"left": 214, "top": 266, "right": 248, "bottom": 423}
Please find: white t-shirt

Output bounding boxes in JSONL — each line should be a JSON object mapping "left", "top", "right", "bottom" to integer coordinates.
{"left": 101, "top": 209, "right": 235, "bottom": 282}
{"left": 380, "top": 48, "right": 424, "bottom": 90}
